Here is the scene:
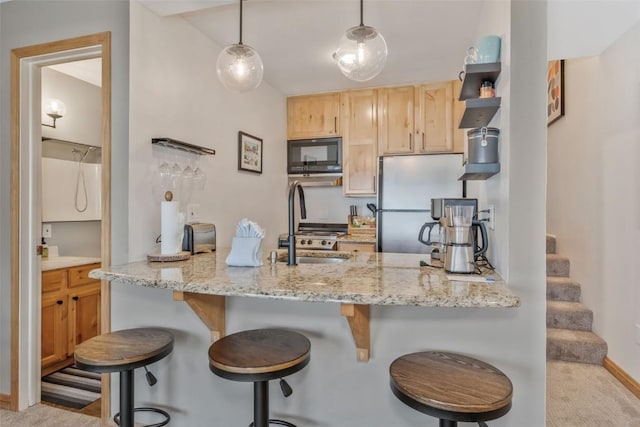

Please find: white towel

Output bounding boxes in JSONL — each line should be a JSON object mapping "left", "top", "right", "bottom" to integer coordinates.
{"left": 225, "top": 237, "right": 263, "bottom": 267}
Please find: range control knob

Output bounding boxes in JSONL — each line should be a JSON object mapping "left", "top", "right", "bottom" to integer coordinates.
{"left": 307, "top": 239, "right": 313, "bottom": 245}
{"left": 299, "top": 240, "right": 305, "bottom": 245}
{"left": 321, "top": 240, "right": 328, "bottom": 246}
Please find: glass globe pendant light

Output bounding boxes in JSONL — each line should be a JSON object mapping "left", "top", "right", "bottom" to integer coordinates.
{"left": 333, "top": 0, "right": 388, "bottom": 82}
{"left": 216, "top": 0, "right": 264, "bottom": 92}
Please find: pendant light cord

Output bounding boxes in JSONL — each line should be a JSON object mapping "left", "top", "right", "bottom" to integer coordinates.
{"left": 239, "top": 0, "right": 244, "bottom": 45}
{"left": 360, "top": 0, "right": 364, "bottom": 26}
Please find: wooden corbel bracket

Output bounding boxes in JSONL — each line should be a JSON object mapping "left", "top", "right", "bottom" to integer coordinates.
{"left": 340, "top": 303, "right": 370, "bottom": 362}
{"left": 173, "top": 291, "right": 226, "bottom": 342}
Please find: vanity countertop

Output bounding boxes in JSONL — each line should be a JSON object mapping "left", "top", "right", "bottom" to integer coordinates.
{"left": 89, "top": 249, "right": 519, "bottom": 308}
{"left": 42, "top": 256, "right": 101, "bottom": 272}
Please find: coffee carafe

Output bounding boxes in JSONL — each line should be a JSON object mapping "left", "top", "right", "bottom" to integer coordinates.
{"left": 442, "top": 206, "right": 487, "bottom": 273}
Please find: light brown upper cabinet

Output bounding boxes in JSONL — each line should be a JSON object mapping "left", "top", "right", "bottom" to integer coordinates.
{"left": 378, "top": 86, "right": 415, "bottom": 155}
{"left": 415, "top": 81, "right": 453, "bottom": 153}
{"left": 287, "top": 93, "right": 341, "bottom": 139}
{"left": 379, "top": 81, "right": 464, "bottom": 156}
{"left": 342, "top": 89, "right": 378, "bottom": 196}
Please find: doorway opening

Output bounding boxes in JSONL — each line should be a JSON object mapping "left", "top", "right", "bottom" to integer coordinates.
{"left": 39, "top": 57, "right": 104, "bottom": 418}
{"left": 10, "top": 33, "right": 112, "bottom": 421}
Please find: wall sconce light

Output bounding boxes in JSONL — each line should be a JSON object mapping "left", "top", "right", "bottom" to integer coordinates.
{"left": 42, "top": 98, "right": 66, "bottom": 128}
{"left": 333, "top": 0, "right": 388, "bottom": 82}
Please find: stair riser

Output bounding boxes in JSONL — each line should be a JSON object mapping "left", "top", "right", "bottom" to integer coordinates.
{"left": 547, "top": 339, "right": 607, "bottom": 365}
{"left": 547, "top": 311, "right": 593, "bottom": 331}
{"left": 547, "top": 259, "right": 570, "bottom": 277}
{"left": 547, "top": 284, "right": 581, "bottom": 302}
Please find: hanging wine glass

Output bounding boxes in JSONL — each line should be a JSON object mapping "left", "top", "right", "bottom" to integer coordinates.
{"left": 158, "top": 161, "right": 172, "bottom": 188}
{"left": 171, "top": 161, "right": 182, "bottom": 190}
{"left": 182, "top": 162, "right": 194, "bottom": 206}
{"left": 193, "top": 166, "right": 206, "bottom": 191}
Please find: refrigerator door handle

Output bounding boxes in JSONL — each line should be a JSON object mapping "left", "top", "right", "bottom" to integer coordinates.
{"left": 377, "top": 208, "right": 430, "bottom": 213}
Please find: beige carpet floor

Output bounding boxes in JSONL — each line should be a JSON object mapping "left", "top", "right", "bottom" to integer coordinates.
{"left": 2, "top": 362, "right": 639, "bottom": 426}
{"left": 547, "top": 360, "right": 640, "bottom": 426}
{"left": 0, "top": 403, "right": 99, "bottom": 426}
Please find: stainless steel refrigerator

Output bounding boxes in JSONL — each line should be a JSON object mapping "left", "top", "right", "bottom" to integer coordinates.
{"left": 376, "top": 154, "right": 464, "bottom": 253}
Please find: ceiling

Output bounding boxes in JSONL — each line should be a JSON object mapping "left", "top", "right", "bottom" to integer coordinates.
{"left": 48, "top": 58, "right": 102, "bottom": 87}
{"left": 141, "top": 0, "right": 485, "bottom": 96}
{"left": 46, "top": 1, "right": 639, "bottom": 96}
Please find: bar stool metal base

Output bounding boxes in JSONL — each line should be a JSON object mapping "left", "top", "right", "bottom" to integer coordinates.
{"left": 113, "top": 407, "right": 171, "bottom": 427}
{"left": 247, "top": 380, "right": 297, "bottom": 427}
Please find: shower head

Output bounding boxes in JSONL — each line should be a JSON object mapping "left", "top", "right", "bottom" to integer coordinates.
{"left": 80, "top": 146, "right": 96, "bottom": 163}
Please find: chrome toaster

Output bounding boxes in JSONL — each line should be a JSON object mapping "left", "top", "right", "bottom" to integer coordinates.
{"left": 182, "top": 223, "right": 216, "bottom": 254}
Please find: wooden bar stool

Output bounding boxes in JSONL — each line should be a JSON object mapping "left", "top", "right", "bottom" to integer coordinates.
{"left": 208, "top": 328, "right": 310, "bottom": 427}
{"left": 389, "top": 351, "right": 513, "bottom": 427}
{"left": 75, "top": 327, "right": 174, "bottom": 427}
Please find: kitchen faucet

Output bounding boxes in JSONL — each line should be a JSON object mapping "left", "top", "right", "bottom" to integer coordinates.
{"left": 285, "top": 180, "right": 306, "bottom": 265}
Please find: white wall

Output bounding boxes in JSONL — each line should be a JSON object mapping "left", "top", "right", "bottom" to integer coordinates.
{"left": 547, "top": 22, "right": 640, "bottom": 382}
{"left": 126, "top": 1, "right": 288, "bottom": 261}
{"left": 111, "top": 2, "right": 547, "bottom": 426}
{"left": 0, "top": 0, "right": 129, "bottom": 395}
{"left": 42, "top": 67, "right": 102, "bottom": 147}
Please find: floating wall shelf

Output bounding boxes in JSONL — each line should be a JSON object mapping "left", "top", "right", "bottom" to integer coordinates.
{"left": 152, "top": 137, "right": 215, "bottom": 156}
{"left": 458, "top": 62, "right": 502, "bottom": 129}
{"left": 458, "top": 97, "right": 502, "bottom": 129}
{"left": 459, "top": 62, "right": 502, "bottom": 101}
{"left": 458, "top": 162, "right": 501, "bottom": 181}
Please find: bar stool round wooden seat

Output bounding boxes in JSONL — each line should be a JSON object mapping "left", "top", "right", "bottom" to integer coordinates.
{"left": 75, "top": 327, "right": 174, "bottom": 427}
{"left": 389, "top": 351, "right": 513, "bottom": 427}
{"left": 208, "top": 328, "right": 311, "bottom": 427}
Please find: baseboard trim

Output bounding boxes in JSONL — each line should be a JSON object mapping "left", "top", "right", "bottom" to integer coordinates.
{"left": 0, "top": 393, "right": 11, "bottom": 410}
{"left": 603, "top": 356, "right": 640, "bottom": 399}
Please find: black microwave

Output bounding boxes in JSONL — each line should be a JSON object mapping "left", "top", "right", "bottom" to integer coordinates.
{"left": 287, "top": 137, "right": 342, "bottom": 174}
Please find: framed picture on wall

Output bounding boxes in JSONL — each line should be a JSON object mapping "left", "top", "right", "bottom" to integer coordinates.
{"left": 547, "top": 59, "right": 564, "bottom": 126}
{"left": 238, "top": 131, "right": 263, "bottom": 174}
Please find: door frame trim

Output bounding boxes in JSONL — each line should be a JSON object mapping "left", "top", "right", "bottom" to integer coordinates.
{"left": 10, "top": 32, "right": 112, "bottom": 420}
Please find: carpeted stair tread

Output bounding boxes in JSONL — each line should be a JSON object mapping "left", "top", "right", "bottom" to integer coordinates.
{"left": 546, "top": 253, "right": 570, "bottom": 277}
{"left": 546, "top": 234, "right": 557, "bottom": 254}
{"left": 547, "top": 277, "right": 581, "bottom": 302}
{"left": 547, "top": 328, "right": 607, "bottom": 364}
{"left": 547, "top": 301, "right": 593, "bottom": 331}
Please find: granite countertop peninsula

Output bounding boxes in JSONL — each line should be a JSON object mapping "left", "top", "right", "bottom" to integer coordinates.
{"left": 89, "top": 248, "right": 520, "bottom": 308}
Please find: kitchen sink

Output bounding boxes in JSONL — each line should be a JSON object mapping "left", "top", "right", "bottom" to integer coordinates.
{"left": 296, "top": 256, "right": 348, "bottom": 264}
{"left": 276, "top": 253, "right": 350, "bottom": 264}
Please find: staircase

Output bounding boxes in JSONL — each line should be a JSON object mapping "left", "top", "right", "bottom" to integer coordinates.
{"left": 546, "top": 234, "right": 607, "bottom": 364}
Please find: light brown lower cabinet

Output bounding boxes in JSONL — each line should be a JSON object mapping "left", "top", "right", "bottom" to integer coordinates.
{"left": 337, "top": 242, "right": 376, "bottom": 253}
{"left": 42, "top": 263, "right": 101, "bottom": 371}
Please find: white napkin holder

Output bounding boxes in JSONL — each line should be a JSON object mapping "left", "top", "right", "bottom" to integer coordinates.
{"left": 225, "top": 236, "right": 263, "bottom": 267}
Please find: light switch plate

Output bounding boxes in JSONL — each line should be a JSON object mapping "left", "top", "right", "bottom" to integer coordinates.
{"left": 42, "top": 223, "right": 52, "bottom": 238}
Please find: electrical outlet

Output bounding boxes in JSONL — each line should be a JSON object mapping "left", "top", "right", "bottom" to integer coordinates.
{"left": 488, "top": 205, "right": 495, "bottom": 230}
{"left": 42, "top": 223, "right": 52, "bottom": 238}
{"left": 186, "top": 204, "right": 200, "bottom": 222}
{"left": 635, "top": 324, "right": 640, "bottom": 345}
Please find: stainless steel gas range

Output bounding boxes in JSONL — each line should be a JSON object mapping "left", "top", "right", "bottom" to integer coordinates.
{"left": 278, "top": 223, "right": 348, "bottom": 251}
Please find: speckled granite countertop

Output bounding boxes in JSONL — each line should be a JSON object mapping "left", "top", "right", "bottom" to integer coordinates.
{"left": 90, "top": 249, "right": 519, "bottom": 308}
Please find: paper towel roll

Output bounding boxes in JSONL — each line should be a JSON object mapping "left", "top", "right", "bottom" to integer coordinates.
{"left": 161, "top": 201, "right": 179, "bottom": 255}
